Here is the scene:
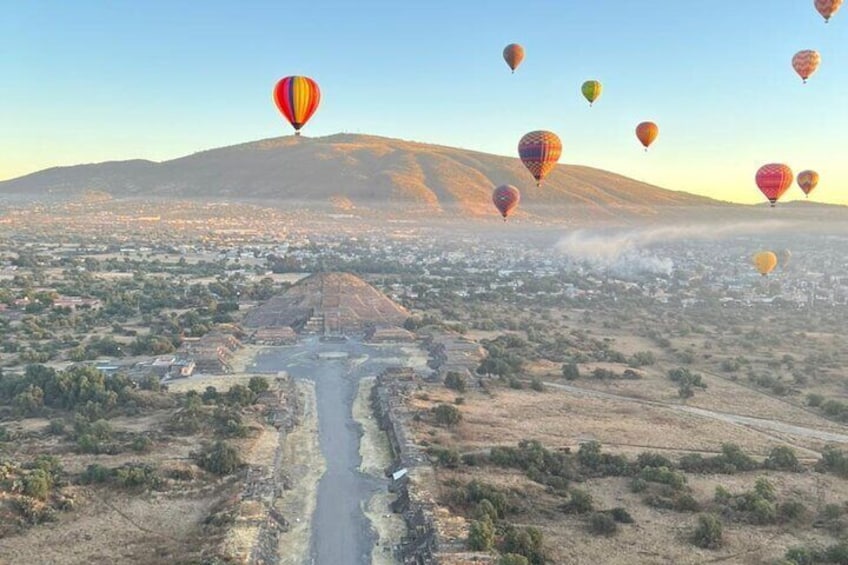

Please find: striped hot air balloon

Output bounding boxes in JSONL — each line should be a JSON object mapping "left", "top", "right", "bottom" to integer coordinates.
{"left": 792, "top": 50, "right": 821, "bottom": 83}
{"left": 273, "top": 76, "right": 321, "bottom": 135}
{"left": 492, "top": 185, "right": 521, "bottom": 220}
{"left": 815, "top": 0, "right": 843, "bottom": 22}
{"left": 503, "top": 43, "right": 525, "bottom": 73}
{"left": 755, "top": 163, "right": 794, "bottom": 207}
{"left": 581, "top": 80, "right": 603, "bottom": 107}
{"left": 518, "top": 131, "right": 562, "bottom": 186}
{"left": 797, "top": 170, "right": 819, "bottom": 197}
{"left": 636, "top": 121, "right": 659, "bottom": 151}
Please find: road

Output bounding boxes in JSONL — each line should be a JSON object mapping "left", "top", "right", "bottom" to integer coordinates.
{"left": 252, "top": 337, "right": 422, "bottom": 565}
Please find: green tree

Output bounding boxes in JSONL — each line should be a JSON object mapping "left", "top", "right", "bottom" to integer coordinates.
{"left": 194, "top": 441, "right": 243, "bottom": 476}
{"left": 444, "top": 372, "right": 467, "bottom": 392}
{"left": 561, "top": 362, "right": 580, "bottom": 381}
{"left": 433, "top": 404, "right": 462, "bottom": 427}
{"left": 467, "top": 518, "right": 495, "bottom": 551}
{"left": 692, "top": 514, "right": 723, "bottom": 549}
{"left": 248, "top": 376, "right": 270, "bottom": 395}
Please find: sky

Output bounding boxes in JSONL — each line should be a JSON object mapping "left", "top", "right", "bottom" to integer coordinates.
{"left": 2, "top": 1, "right": 846, "bottom": 204}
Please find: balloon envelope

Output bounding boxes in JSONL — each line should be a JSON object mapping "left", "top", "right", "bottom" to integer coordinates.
{"left": 753, "top": 251, "right": 778, "bottom": 276}
{"left": 273, "top": 76, "right": 321, "bottom": 134}
{"left": 755, "top": 163, "right": 794, "bottom": 206}
{"left": 503, "top": 44, "right": 525, "bottom": 72}
{"left": 777, "top": 249, "right": 792, "bottom": 270}
{"left": 518, "top": 131, "right": 562, "bottom": 186}
{"left": 797, "top": 170, "right": 819, "bottom": 196}
{"left": 492, "top": 185, "right": 521, "bottom": 219}
{"left": 815, "top": 0, "right": 843, "bottom": 21}
{"left": 636, "top": 122, "right": 659, "bottom": 150}
{"left": 581, "top": 80, "right": 602, "bottom": 106}
{"left": 792, "top": 50, "right": 821, "bottom": 82}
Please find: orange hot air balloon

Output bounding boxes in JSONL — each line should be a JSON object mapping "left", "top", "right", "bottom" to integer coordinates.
{"left": 636, "top": 122, "right": 658, "bottom": 151}
{"left": 756, "top": 163, "right": 794, "bottom": 207}
{"left": 753, "top": 251, "right": 778, "bottom": 277}
{"left": 503, "top": 43, "right": 525, "bottom": 73}
{"left": 797, "top": 170, "right": 819, "bottom": 197}
{"left": 815, "top": 0, "right": 843, "bottom": 22}
{"left": 273, "top": 76, "right": 321, "bottom": 135}
{"left": 492, "top": 185, "right": 521, "bottom": 220}
{"left": 792, "top": 50, "right": 821, "bottom": 83}
{"left": 518, "top": 130, "right": 562, "bottom": 186}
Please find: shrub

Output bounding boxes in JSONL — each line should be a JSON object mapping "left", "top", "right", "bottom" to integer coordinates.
{"left": 444, "top": 372, "right": 467, "bottom": 392}
{"left": 764, "top": 446, "right": 801, "bottom": 472}
{"left": 247, "top": 376, "right": 269, "bottom": 395}
{"left": 692, "top": 514, "right": 723, "bottom": 549}
{"left": 784, "top": 546, "right": 817, "bottom": 565}
{"left": 22, "top": 469, "right": 52, "bottom": 500}
{"left": 561, "top": 488, "right": 593, "bottom": 514}
{"left": 467, "top": 518, "right": 494, "bottom": 551}
{"left": 47, "top": 419, "right": 65, "bottom": 436}
{"left": 473, "top": 499, "right": 498, "bottom": 522}
{"left": 80, "top": 464, "right": 112, "bottom": 484}
{"left": 610, "top": 507, "right": 634, "bottom": 523}
{"left": 530, "top": 378, "right": 545, "bottom": 392}
{"left": 561, "top": 363, "right": 580, "bottom": 381}
{"left": 114, "top": 464, "right": 160, "bottom": 490}
{"left": 194, "top": 441, "right": 243, "bottom": 476}
{"left": 432, "top": 404, "right": 462, "bottom": 427}
{"left": 807, "top": 393, "right": 824, "bottom": 407}
{"left": 778, "top": 501, "right": 807, "bottom": 523}
{"left": 499, "top": 555, "right": 530, "bottom": 565}
{"left": 588, "top": 512, "right": 618, "bottom": 536}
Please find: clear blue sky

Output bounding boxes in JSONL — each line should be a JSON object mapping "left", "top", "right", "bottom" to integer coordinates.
{"left": 2, "top": 1, "right": 846, "bottom": 204}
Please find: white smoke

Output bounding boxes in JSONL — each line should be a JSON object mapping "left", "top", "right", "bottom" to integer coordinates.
{"left": 556, "top": 221, "right": 790, "bottom": 276}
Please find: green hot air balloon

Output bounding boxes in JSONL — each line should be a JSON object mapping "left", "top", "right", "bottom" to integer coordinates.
{"left": 581, "top": 80, "right": 602, "bottom": 107}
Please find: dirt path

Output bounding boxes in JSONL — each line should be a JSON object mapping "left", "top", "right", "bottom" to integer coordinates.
{"left": 353, "top": 376, "right": 404, "bottom": 565}
{"left": 545, "top": 381, "right": 848, "bottom": 450}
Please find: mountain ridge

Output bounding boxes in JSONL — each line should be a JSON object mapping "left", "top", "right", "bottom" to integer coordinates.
{"left": 0, "top": 133, "right": 740, "bottom": 219}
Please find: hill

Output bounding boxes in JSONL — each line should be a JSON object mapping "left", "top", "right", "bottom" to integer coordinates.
{"left": 0, "top": 134, "right": 726, "bottom": 220}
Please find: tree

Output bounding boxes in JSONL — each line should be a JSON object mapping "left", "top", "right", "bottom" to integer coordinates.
{"left": 467, "top": 518, "right": 495, "bottom": 551}
{"left": 432, "top": 404, "right": 462, "bottom": 427}
{"left": 692, "top": 514, "right": 723, "bottom": 549}
{"left": 764, "top": 446, "right": 801, "bottom": 472}
{"left": 444, "top": 372, "right": 467, "bottom": 392}
{"left": 194, "top": 441, "right": 243, "bottom": 476}
{"left": 561, "top": 362, "right": 580, "bottom": 381}
{"left": 499, "top": 555, "right": 530, "bottom": 565}
{"left": 588, "top": 512, "right": 618, "bottom": 536}
{"left": 248, "top": 376, "right": 269, "bottom": 395}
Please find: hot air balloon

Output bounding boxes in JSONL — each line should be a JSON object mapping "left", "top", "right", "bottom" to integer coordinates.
{"left": 753, "top": 251, "right": 778, "bottom": 277}
{"left": 503, "top": 44, "right": 525, "bottom": 73}
{"left": 815, "top": 0, "right": 843, "bottom": 22}
{"left": 492, "top": 185, "right": 521, "bottom": 220}
{"left": 636, "top": 122, "right": 658, "bottom": 151}
{"left": 792, "top": 50, "right": 821, "bottom": 83}
{"left": 581, "top": 80, "right": 602, "bottom": 106}
{"left": 518, "top": 131, "right": 562, "bottom": 186}
{"left": 273, "top": 76, "right": 321, "bottom": 135}
{"left": 777, "top": 249, "right": 792, "bottom": 270}
{"left": 756, "top": 164, "right": 794, "bottom": 207}
{"left": 797, "top": 170, "right": 819, "bottom": 197}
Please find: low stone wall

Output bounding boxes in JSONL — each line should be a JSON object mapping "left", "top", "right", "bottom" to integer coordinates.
{"left": 371, "top": 368, "right": 440, "bottom": 565}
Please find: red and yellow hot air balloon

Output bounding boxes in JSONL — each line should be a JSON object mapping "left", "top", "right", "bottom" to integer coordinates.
{"left": 273, "top": 76, "right": 321, "bottom": 135}
{"left": 755, "top": 163, "right": 794, "bottom": 207}
{"left": 636, "top": 122, "right": 659, "bottom": 151}
{"left": 492, "top": 185, "right": 521, "bottom": 220}
{"left": 797, "top": 170, "right": 819, "bottom": 197}
{"left": 792, "top": 50, "right": 821, "bottom": 83}
{"left": 753, "top": 251, "right": 778, "bottom": 277}
{"left": 815, "top": 0, "right": 843, "bottom": 22}
{"left": 581, "top": 80, "right": 603, "bottom": 107}
{"left": 518, "top": 131, "right": 562, "bottom": 186}
{"left": 503, "top": 44, "right": 525, "bottom": 73}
